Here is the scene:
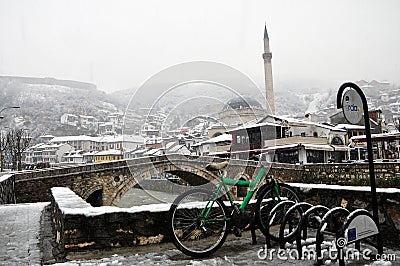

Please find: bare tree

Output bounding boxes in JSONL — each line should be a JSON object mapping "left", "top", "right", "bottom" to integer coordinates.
{"left": 7, "top": 129, "right": 31, "bottom": 171}
{"left": 0, "top": 130, "right": 7, "bottom": 171}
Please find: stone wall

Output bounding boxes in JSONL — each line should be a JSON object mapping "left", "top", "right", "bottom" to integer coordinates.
{"left": 51, "top": 185, "right": 400, "bottom": 261}
{"left": 13, "top": 160, "right": 129, "bottom": 203}
{"left": 270, "top": 162, "right": 400, "bottom": 187}
{"left": 0, "top": 174, "right": 15, "bottom": 204}
{"left": 12, "top": 155, "right": 220, "bottom": 204}
{"left": 51, "top": 187, "right": 172, "bottom": 261}
{"left": 3, "top": 157, "right": 400, "bottom": 205}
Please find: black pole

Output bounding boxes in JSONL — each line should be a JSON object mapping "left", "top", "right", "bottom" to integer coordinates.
{"left": 337, "top": 82, "right": 383, "bottom": 254}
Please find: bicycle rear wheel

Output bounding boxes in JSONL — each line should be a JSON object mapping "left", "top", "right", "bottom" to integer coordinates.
{"left": 168, "top": 188, "right": 228, "bottom": 258}
{"left": 255, "top": 183, "right": 299, "bottom": 241}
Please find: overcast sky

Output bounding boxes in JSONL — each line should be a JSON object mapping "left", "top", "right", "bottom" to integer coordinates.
{"left": 0, "top": 0, "right": 399, "bottom": 93}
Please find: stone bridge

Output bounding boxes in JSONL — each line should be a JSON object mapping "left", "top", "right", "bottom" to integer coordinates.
{"left": 5, "top": 155, "right": 261, "bottom": 206}
{"left": 2, "top": 154, "right": 400, "bottom": 207}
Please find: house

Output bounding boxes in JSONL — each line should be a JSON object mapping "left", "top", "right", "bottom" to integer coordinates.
{"left": 82, "top": 151, "right": 97, "bottom": 163}
{"left": 94, "top": 149, "right": 123, "bottom": 163}
{"left": 330, "top": 109, "right": 384, "bottom": 134}
{"left": 96, "top": 135, "right": 145, "bottom": 151}
{"left": 23, "top": 143, "right": 74, "bottom": 165}
{"left": 165, "top": 144, "right": 191, "bottom": 155}
{"left": 350, "top": 132, "right": 400, "bottom": 160}
{"left": 192, "top": 134, "right": 232, "bottom": 156}
{"left": 60, "top": 114, "right": 79, "bottom": 127}
{"left": 124, "top": 148, "right": 149, "bottom": 159}
{"left": 49, "top": 135, "right": 96, "bottom": 151}
{"left": 98, "top": 122, "right": 116, "bottom": 135}
{"left": 225, "top": 115, "right": 348, "bottom": 163}
{"left": 48, "top": 134, "right": 144, "bottom": 152}
{"left": 141, "top": 123, "right": 160, "bottom": 138}
{"left": 79, "top": 115, "right": 97, "bottom": 127}
{"left": 61, "top": 150, "right": 84, "bottom": 164}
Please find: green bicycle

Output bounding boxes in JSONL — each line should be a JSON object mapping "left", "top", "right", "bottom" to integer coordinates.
{"left": 168, "top": 160, "right": 299, "bottom": 258}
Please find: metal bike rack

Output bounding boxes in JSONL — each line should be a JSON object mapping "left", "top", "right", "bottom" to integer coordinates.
{"left": 261, "top": 202, "right": 382, "bottom": 265}
{"left": 336, "top": 209, "right": 381, "bottom": 266}
{"left": 295, "top": 205, "right": 330, "bottom": 259}
{"left": 264, "top": 200, "right": 296, "bottom": 248}
{"left": 316, "top": 207, "right": 350, "bottom": 265}
{"left": 279, "top": 202, "right": 313, "bottom": 249}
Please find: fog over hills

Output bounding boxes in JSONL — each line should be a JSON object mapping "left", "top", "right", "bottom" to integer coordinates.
{"left": 0, "top": 76, "right": 345, "bottom": 140}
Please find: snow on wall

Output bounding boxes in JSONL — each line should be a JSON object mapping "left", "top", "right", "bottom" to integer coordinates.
{"left": 51, "top": 187, "right": 171, "bottom": 217}
{"left": 288, "top": 183, "right": 400, "bottom": 194}
{"left": 0, "top": 174, "right": 15, "bottom": 204}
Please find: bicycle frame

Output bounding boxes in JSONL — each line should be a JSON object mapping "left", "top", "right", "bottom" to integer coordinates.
{"left": 200, "top": 165, "right": 272, "bottom": 220}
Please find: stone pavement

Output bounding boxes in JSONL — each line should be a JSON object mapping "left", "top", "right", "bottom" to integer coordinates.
{"left": 50, "top": 231, "right": 398, "bottom": 266}
{"left": 0, "top": 202, "right": 48, "bottom": 265}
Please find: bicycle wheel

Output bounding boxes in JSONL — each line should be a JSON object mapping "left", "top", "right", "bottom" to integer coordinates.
{"left": 255, "top": 183, "right": 299, "bottom": 241}
{"left": 168, "top": 188, "right": 228, "bottom": 258}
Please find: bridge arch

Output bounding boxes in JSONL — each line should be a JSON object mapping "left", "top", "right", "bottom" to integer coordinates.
{"left": 107, "top": 157, "right": 220, "bottom": 206}
{"left": 81, "top": 184, "right": 103, "bottom": 200}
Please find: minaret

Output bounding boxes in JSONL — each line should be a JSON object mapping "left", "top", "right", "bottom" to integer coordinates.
{"left": 263, "top": 24, "right": 275, "bottom": 114}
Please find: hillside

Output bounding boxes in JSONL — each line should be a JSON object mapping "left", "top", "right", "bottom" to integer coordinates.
{"left": 0, "top": 76, "right": 123, "bottom": 138}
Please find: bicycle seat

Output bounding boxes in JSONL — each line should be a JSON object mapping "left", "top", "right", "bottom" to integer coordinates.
{"left": 205, "top": 161, "right": 229, "bottom": 171}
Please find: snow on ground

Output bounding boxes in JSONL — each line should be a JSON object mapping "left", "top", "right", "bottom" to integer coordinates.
{"left": 0, "top": 202, "right": 49, "bottom": 265}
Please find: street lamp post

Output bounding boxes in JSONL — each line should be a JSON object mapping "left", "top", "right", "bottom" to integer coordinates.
{"left": 0, "top": 106, "right": 20, "bottom": 112}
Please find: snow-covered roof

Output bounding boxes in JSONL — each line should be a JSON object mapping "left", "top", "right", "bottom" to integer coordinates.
{"left": 230, "top": 114, "right": 346, "bottom": 133}
{"left": 228, "top": 121, "right": 279, "bottom": 132}
{"left": 265, "top": 143, "right": 346, "bottom": 152}
{"left": 264, "top": 144, "right": 299, "bottom": 151}
{"left": 40, "top": 134, "right": 55, "bottom": 138}
{"left": 282, "top": 117, "right": 345, "bottom": 132}
{"left": 80, "top": 115, "right": 95, "bottom": 119}
{"left": 62, "top": 113, "right": 78, "bottom": 117}
{"left": 143, "top": 149, "right": 163, "bottom": 156}
{"left": 95, "top": 149, "right": 122, "bottom": 156}
{"left": 123, "top": 135, "right": 145, "bottom": 143}
{"left": 28, "top": 143, "right": 71, "bottom": 151}
{"left": 129, "top": 148, "right": 148, "bottom": 155}
{"left": 192, "top": 134, "right": 232, "bottom": 146}
{"left": 335, "top": 124, "right": 366, "bottom": 130}
{"left": 26, "top": 143, "right": 46, "bottom": 150}
{"left": 49, "top": 135, "right": 144, "bottom": 144}
{"left": 351, "top": 132, "right": 400, "bottom": 142}
{"left": 130, "top": 148, "right": 149, "bottom": 155}
{"left": 302, "top": 143, "right": 334, "bottom": 151}
{"left": 50, "top": 135, "right": 96, "bottom": 143}
{"left": 63, "top": 154, "right": 83, "bottom": 158}
{"left": 82, "top": 151, "right": 97, "bottom": 156}
{"left": 165, "top": 142, "right": 176, "bottom": 150}
{"left": 169, "top": 145, "right": 187, "bottom": 152}
{"left": 96, "top": 135, "right": 123, "bottom": 143}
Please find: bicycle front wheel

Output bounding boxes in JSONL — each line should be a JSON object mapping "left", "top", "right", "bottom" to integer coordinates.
{"left": 255, "top": 183, "right": 299, "bottom": 241}
{"left": 168, "top": 188, "right": 228, "bottom": 258}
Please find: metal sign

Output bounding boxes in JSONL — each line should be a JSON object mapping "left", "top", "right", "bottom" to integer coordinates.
{"left": 345, "top": 215, "right": 379, "bottom": 243}
{"left": 342, "top": 89, "right": 363, "bottom": 124}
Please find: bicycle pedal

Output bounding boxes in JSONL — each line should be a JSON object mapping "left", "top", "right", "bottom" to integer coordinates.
{"left": 233, "top": 227, "right": 242, "bottom": 237}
